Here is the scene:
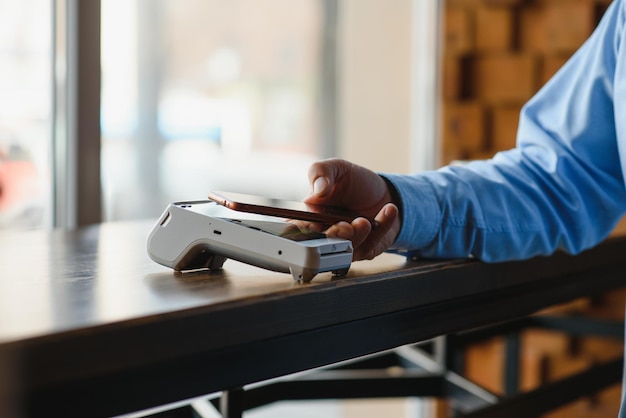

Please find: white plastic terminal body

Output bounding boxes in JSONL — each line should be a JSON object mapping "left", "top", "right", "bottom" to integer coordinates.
{"left": 147, "top": 201, "right": 353, "bottom": 282}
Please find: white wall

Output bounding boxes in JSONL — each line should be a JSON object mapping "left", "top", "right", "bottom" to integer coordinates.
{"left": 338, "top": 0, "right": 413, "bottom": 174}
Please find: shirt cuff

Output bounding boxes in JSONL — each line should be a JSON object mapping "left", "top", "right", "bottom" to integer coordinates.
{"left": 379, "top": 173, "right": 442, "bottom": 254}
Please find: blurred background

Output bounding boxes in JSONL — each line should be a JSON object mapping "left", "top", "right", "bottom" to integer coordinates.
{"left": 3, "top": 0, "right": 612, "bottom": 231}
{"left": 0, "top": 0, "right": 438, "bottom": 229}
{"left": 1, "top": 1, "right": 623, "bottom": 417}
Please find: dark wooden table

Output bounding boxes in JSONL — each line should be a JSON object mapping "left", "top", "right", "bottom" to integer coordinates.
{"left": 1, "top": 221, "right": 625, "bottom": 417}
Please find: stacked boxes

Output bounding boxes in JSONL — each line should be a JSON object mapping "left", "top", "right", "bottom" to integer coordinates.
{"left": 441, "top": 0, "right": 611, "bottom": 164}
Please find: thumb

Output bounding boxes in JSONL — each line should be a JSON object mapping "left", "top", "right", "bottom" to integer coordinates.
{"left": 311, "top": 176, "right": 330, "bottom": 198}
{"left": 306, "top": 158, "right": 352, "bottom": 200}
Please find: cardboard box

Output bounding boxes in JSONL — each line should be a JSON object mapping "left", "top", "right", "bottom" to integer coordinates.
{"left": 492, "top": 105, "right": 521, "bottom": 151}
{"left": 443, "top": 101, "right": 486, "bottom": 153}
{"left": 473, "top": 54, "right": 537, "bottom": 104}
{"left": 475, "top": 6, "right": 515, "bottom": 52}
{"left": 521, "top": 0, "right": 596, "bottom": 54}
{"left": 445, "top": 7, "right": 475, "bottom": 55}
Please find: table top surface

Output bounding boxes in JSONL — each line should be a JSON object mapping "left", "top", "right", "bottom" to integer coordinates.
{"left": 0, "top": 221, "right": 425, "bottom": 343}
{"left": 2, "top": 221, "right": 625, "bottom": 345}
{"left": 2, "top": 220, "right": 625, "bottom": 417}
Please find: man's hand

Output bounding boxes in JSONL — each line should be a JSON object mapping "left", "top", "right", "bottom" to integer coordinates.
{"left": 303, "top": 158, "right": 401, "bottom": 261}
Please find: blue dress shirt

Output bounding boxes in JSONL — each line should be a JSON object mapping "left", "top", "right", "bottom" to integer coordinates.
{"left": 385, "top": 0, "right": 626, "bottom": 262}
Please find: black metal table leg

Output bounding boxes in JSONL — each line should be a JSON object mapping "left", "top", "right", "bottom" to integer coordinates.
{"left": 504, "top": 331, "right": 521, "bottom": 396}
{"left": 220, "top": 387, "right": 244, "bottom": 418}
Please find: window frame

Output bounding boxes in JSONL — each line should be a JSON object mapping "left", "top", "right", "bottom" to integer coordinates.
{"left": 53, "top": 0, "right": 101, "bottom": 228}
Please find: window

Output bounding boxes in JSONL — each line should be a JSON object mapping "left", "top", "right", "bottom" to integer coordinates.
{"left": 101, "top": 0, "right": 334, "bottom": 221}
{"left": 0, "top": 0, "right": 440, "bottom": 231}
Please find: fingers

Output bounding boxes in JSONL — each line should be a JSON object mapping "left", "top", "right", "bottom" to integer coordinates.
{"left": 324, "top": 221, "right": 358, "bottom": 241}
{"left": 305, "top": 158, "right": 353, "bottom": 203}
{"left": 353, "top": 203, "right": 400, "bottom": 260}
{"left": 303, "top": 158, "right": 402, "bottom": 261}
{"left": 325, "top": 203, "right": 400, "bottom": 261}
{"left": 289, "top": 219, "right": 327, "bottom": 233}
{"left": 311, "top": 176, "right": 329, "bottom": 198}
{"left": 305, "top": 159, "right": 391, "bottom": 218}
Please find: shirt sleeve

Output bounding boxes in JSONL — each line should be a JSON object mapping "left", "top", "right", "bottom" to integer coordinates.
{"left": 383, "top": 0, "right": 626, "bottom": 262}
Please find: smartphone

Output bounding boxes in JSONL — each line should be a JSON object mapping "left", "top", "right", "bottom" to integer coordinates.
{"left": 208, "top": 190, "right": 377, "bottom": 226}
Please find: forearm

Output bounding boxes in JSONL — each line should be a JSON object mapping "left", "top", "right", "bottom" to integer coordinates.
{"left": 384, "top": 147, "right": 626, "bottom": 262}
